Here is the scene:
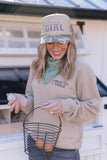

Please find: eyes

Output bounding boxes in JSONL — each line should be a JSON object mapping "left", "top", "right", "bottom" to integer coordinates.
{"left": 46, "top": 42, "right": 66, "bottom": 46}
{"left": 47, "top": 42, "right": 53, "bottom": 45}
{"left": 46, "top": 42, "right": 68, "bottom": 50}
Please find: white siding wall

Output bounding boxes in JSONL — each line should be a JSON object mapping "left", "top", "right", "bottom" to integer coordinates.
{"left": 102, "top": 22, "right": 107, "bottom": 84}
{"left": 72, "top": 19, "right": 107, "bottom": 84}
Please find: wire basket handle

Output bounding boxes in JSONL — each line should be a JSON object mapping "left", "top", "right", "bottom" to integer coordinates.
{"left": 23, "top": 106, "right": 62, "bottom": 128}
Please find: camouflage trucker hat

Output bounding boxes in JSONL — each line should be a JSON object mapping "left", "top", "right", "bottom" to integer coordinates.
{"left": 40, "top": 13, "right": 72, "bottom": 44}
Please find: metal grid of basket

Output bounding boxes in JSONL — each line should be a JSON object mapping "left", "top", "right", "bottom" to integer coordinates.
{"left": 23, "top": 106, "right": 62, "bottom": 154}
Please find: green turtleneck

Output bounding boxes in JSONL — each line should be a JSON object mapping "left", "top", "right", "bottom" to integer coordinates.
{"left": 43, "top": 56, "right": 60, "bottom": 84}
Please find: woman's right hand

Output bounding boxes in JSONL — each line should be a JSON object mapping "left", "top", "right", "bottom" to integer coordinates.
{"left": 7, "top": 93, "right": 27, "bottom": 114}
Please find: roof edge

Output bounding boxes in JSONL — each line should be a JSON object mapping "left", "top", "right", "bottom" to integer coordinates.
{"left": 0, "top": 2, "right": 107, "bottom": 20}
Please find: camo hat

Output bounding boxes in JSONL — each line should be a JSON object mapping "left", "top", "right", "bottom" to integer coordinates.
{"left": 40, "top": 13, "right": 72, "bottom": 44}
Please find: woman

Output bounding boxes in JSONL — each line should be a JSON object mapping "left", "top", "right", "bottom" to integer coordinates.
{"left": 7, "top": 13, "right": 100, "bottom": 160}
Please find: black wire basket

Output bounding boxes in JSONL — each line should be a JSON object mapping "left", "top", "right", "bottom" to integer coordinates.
{"left": 23, "top": 106, "right": 62, "bottom": 154}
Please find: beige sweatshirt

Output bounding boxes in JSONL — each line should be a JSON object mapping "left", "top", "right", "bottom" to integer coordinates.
{"left": 23, "top": 58, "right": 100, "bottom": 150}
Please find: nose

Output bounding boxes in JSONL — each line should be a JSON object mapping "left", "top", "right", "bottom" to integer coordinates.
{"left": 53, "top": 43, "right": 59, "bottom": 51}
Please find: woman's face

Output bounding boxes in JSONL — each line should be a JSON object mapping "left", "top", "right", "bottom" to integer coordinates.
{"left": 46, "top": 42, "right": 68, "bottom": 60}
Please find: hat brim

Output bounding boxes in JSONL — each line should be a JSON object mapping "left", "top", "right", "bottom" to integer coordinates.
{"left": 40, "top": 35, "right": 72, "bottom": 44}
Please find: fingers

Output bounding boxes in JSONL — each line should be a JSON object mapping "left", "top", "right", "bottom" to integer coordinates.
{"left": 7, "top": 93, "right": 26, "bottom": 114}
{"left": 42, "top": 102, "right": 57, "bottom": 112}
{"left": 14, "top": 102, "right": 21, "bottom": 114}
{"left": 41, "top": 100, "right": 62, "bottom": 116}
{"left": 8, "top": 100, "right": 21, "bottom": 114}
{"left": 10, "top": 103, "right": 16, "bottom": 112}
{"left": 8, "top": 99, "right": 15, "bottom": 105}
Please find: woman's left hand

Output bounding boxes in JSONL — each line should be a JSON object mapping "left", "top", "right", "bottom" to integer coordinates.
{"left": 41, "top": 100, "right": 63, "bottom": 116}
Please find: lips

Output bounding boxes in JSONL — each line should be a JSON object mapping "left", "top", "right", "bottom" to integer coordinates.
{"left": 52, "top": 51, "right": 61, "bottom": 56}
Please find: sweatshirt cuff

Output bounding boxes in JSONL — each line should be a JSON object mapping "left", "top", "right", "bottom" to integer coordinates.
{"left": 22, "top": 96, "right": 34, "bottom": 114}
{"left": 59, "top": 98, "right": 77, "bottom": 114}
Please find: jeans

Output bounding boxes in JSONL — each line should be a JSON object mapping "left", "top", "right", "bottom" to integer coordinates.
{"left": 28, "top": 136, "right": 80, "bottom": 160}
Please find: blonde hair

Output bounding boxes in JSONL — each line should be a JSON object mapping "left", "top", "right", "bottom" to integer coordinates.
{"left": 32, "top": 35, "right": 77, "bottom": 81}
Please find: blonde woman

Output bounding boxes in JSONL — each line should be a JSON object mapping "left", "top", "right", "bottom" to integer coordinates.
{"left": 7, "top": 13, "right": 100, "bottom": 160}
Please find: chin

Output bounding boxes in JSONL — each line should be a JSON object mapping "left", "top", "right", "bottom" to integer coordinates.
{"left": 52, "top": 56, "right": 62, "bottom": 60}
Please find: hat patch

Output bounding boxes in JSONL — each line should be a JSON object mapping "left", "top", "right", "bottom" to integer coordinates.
{"left": 44, "top": 21, "right": 64, "bottom": 33}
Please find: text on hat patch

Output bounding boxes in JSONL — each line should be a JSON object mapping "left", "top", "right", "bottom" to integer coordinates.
{"left": 45, "top": 21, "right": 64, "bottom": 32}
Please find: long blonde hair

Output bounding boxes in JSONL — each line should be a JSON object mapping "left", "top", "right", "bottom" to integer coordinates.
{"left": 32, "top": 35, "right": 77, "bottom": 81}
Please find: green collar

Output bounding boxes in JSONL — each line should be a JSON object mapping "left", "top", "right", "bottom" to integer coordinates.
{"left": 43, "top": 57, "right": 60, "bottom": 84}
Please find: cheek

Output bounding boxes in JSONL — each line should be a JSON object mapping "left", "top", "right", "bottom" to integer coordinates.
{"left": 62, "top": 46, "right": 68, "bottom": 54}
{"left": 46, "top": 46, "right": 52, "bottom": 54}
{"left": 47, "top": 50, "right": 52, "bottom": 56}
{"left": 64, "top": 44, "right": 68, "bottom": 51}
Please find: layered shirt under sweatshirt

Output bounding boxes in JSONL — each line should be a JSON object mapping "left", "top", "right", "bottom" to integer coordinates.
{"left": 23, "top": 57, "right": 100, "bottom": 150}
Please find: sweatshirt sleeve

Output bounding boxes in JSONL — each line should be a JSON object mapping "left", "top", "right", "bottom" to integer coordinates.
{"left": 59, "top": 64, "right": 100, "bottom": 123}
{"left": 22, "top": 65, "right": 34, "bottom": 113}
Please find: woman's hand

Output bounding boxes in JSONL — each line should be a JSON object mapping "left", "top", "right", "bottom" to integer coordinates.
{"left": 7, "top": 93, "right": 27, "bottom": 114}
{"left": 41, "top": 100, "right": 63, "bottom": 116}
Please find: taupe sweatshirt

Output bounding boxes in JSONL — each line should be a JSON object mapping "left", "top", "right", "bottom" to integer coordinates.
{"left": 24, "top": 58, "right": 100, "bottom": 150}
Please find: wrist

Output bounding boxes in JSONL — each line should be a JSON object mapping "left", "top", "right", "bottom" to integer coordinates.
{"left": 21, "top": 95, "right": 28, "bottom": 108}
